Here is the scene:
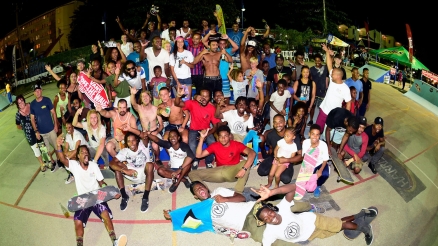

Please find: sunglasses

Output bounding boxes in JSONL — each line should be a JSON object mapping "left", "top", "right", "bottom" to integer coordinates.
{"left": 126, "top": 67, "right": 135, "bottom": 71}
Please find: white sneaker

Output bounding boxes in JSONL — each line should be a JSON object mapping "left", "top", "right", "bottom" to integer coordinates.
{"left": 65, "top": 175, "right": 75, "bottom": 184}
{"left": 114, "top": 234, "right": 128, "bottom": 246}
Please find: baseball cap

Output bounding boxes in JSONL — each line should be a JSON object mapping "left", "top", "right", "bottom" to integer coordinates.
{"left": 374, "top": 117, "right": 384, "bottom": 126}
{"left": 33, "top": 84, "right": 42, "bottom": 91}
{"left": 358, "top": 116, "right": 367, "bottom": 126}
{"left": 247, "top": 40, "right": 257, "bottom": 47}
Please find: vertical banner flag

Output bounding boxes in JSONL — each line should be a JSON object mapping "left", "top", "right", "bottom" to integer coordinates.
{"left": 364, "top": 21, "right": 370, "bottom": 48}
{"left": 406, "top": 24, "right": 413, "bottom": 63}
{"left": 12, "top": 45, "right": 17, "bottom": 87}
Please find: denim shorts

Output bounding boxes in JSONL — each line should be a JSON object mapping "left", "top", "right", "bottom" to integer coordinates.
{"left": 176, "top": 78, "right": 192, "bottom": 85}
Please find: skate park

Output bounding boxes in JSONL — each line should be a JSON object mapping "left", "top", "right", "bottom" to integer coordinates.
{"left": 0, "top": 69, "right": 437, "bottom": 246}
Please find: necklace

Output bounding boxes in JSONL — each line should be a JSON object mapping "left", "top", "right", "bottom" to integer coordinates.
{"left": 276, "top": 66, "right": 283, "bottom": 74}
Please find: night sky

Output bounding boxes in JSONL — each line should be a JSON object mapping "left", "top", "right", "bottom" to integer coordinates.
{"left": 0, "top": 0, "right": 435, "bottom": 72}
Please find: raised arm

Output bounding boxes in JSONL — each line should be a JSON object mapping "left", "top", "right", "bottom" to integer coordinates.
{"left": 196, "top": 129, "right": 212, "bottom": 158}
{"left": 45, "top": 65, "right": 61, "bottom": 81}
{"left": 262, "top": 25, "right": 270, "bottom": 38}
{"left": 174, "top": 86, "right": 186, "bottom": 108}
{"left": 55, "top": 135, "right": 70, "bottom": 168}
{"left": 252, "top": 183, "right": 296, "bottom": 203}
{"left": 72, "top": 107, "right": 84, "bottom": 128}
{"left": 201, "top": 32, "right": 212, "bottom": 48}
{"left": 240, "top": 27, "right": 251, "bottom": 54}
{"left": 141, "top": 13, "right": 151, "bottom": 30}
{"left": 321, "top": 43, "right": 334, "bottom": 73}
{"left": 129, "top": 86, "right": 139, "bottom": 111}
{"left": 192, "top": 48, "right": 209, "bottom": 65}
{"left": 95, "top": 104, "right": 113, "bottom": 119}
{"left": 156, "top": 14, "right": 162, "bottom": 31}
{"left": 116, "top": 43, "right": 127, "bottom": 64}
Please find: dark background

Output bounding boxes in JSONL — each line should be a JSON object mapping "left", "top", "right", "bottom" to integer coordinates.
{"left": 0, "top": 0, "right": 435, "bottom": 72}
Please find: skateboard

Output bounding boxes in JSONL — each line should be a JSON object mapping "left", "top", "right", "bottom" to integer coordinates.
{"left": 295, "top": 147, "right": 319, "bottom": 200}
{"left": 344, "top": 206, "right": 378, "bottom": 240}
{"left": 213, "top": 225, "right": 251, "bottom": 242}
{"left": 329, "top": 147, "right": 354, "bottom": 184}
{"left": 37, "top": 140, "right": 50, "bottom": 165}
{"left": 67, "top": 186, "right": 120, "bottom": 212}
{"left": 125, "top": 178, "right": 173, "bottom": 196}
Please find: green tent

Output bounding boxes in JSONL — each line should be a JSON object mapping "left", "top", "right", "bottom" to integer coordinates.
{"left": 368, "top": 46, "right": 429, "bottom": 70}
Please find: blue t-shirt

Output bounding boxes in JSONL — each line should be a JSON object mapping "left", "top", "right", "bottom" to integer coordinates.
{"left": 127, "top": 52, "right": 149, "bottom": 81}
{"left": 227, "top": 31, "right": 244, "bottom": 48}
{"left": 345, "top": 78, "right": 363, "bottom": 100}
{"left": 30, "top": 97, "right": 55, "bottom": 134}
{"left": 219, "top": 48, "right": 235, "bottom": 79}
{"left": 259, "top": 53, "right": 277, "bottom": 69}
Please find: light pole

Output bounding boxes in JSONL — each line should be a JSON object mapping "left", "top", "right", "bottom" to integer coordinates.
{"left": 241, "top": 1, "right": 245, "bottom": 30}
{"left": 102, "top": 11, "right": 107, "bottom": 41}
{"left": 323, "top": 0, "right": 327, "bottom": 35}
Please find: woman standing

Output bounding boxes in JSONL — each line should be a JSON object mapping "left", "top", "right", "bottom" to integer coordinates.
{"left": 170, "top": 36, "right": 194, "bottom": 100}
{"left": 293, "top": 66, "right": 316, "bottom": 113}
{"left": 53, "top": 80, "right": 69, "bottom": 135}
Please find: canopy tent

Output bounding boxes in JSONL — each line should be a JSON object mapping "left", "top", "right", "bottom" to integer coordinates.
{"left": 311, "top": 36, "right": 349, "bottom": 47}
{"left": 368, "top": 46, "right": 429, "bottom": 70}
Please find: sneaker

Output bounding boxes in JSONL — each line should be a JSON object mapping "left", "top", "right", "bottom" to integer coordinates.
{"left": 168, "top": 183, "right": 177, "bottom": 193}
{"left": 65, "top": 174, "right": 75, "bottom": 184}
{"left": 120, "top": 197, "right": 129, "bottom": 211}
{"left": 50, "top": 161, "right": 59, "bottom": 173}
{"left": 364, "top": 224, "right": 374, "bottom": 245}
{"left": 57, "top": 160, "right": 64, "bottom": 169}
{"left": 140, "top": 199, "right": 149, "bottom": 213}
{"left": 310, "top": 204, "right": 326, "bottom": 214}
{"left": 368, "top": 163, "right": 377, "bottom": 174}
{"left": 192, "top": 161, "right": 199, "bottom": 170}
{"left": 236, "top": 231, "right": 251, "bottom": 239}
{"left": 363, "top": 207, "right": 378, "bottom": 219}
{"left": 182, "top": 179, "right": 191, "bottom": 188}
{"left": 206, "top": 163, "right": 214, "bottom": 168}
{"left": 313, "top": 186, "right": 321, "bottom": 198}
{"left": 114, "top": 234, "right": 128, "bottom": 246}
{"left": 307, "top": 120, "right": 313, "bottom": 126}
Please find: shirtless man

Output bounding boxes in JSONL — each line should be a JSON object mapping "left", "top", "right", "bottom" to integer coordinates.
{"left": 130, "top": 87, "right": 164, "bottom": 165}
{"left": 192, "top": 39, "right": 232, "bottom": 96}
{"left": 96, "top": 100, "right": 137, "bottom": 158}
{"left": 157, "top": 87, "right": 190, "bottom": 143}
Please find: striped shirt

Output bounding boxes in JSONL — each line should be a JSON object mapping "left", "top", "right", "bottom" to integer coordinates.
{"left": 188, "top": 45, "right": 204, "bottom": 76}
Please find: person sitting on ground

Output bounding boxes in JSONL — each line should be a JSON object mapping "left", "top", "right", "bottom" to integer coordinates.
{"left": 55, "top": 139, "right": 128, "bottom": 246}
{"left": 190, "top": 125, "right": 255, "bottom": 194}
{"left": 253, "top": 183, "right": 376, "bottom": 246}
{"left": 287, "top": 101, "right": 308, "bottom": 143}
{"left": 324, "top": 107, "right": 359, "bottom": 151}
{"left": 163, "top": 182, "right": 312, "bottom": 246}
{"left": 69, "top": 97, "right": 89, "bottom": 138}
{"left": 363, "top": 117, "right": 385, "bottom": 174}
{"left": 109, "top": 132, "right": 154, "bottom": 213}
{"left": 342, "top": 86, "right": 359, "bottom": 115}
{"left": 144, "top": 129, "right": 193, "bottom": 193}
{"left": 266, "top": 128, "right": 297, "bottom": 189}
{"left": 338, "top": 116, "right": 369, "bottom": 174}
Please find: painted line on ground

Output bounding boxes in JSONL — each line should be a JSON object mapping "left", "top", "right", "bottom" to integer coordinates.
{"left": 384, "top": 130, "right": 397, "bottom": 136}
{"left": 403, "top": 142, "right": 438, "bottom": 164}
{"left": 386, "top": 139, "right": 438, "bottom": 190}
{"left": 172, "top": 191, "right": 177, "bottom": 246}
{"left": 330, "top": 174, "right": 379, "bottom": 194}
{"left": 0, "top": 138, "right": 25, "bottom": 168}
{"left": 14, "top": 166, "right": 41, "bottom": 206}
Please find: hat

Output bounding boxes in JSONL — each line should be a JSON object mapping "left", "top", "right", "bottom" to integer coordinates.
{"left": 252, "top": 203, "right": 266, "bottom": 227}
{"left": 374, "top": 117, "right": 384, "bottom": 126}
{"left": 358, "top": 116, "right": 367, "bottom": 126}
{"left": 275, "top": 53, "right": 284, "bottom": 60}
{"left": 33, "top": 84, "right": 42, "bottom": 91}
{"left": 247, "top": 40, "right": 257, "bottom": 47}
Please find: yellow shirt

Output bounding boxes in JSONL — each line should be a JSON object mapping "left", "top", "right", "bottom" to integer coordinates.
{"left": 6, "top": 84, "right": 11, "bottom": 93}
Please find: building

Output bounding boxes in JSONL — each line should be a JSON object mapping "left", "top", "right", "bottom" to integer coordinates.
{"left": 0, "top": 1, "right": 82, "bottom": 61}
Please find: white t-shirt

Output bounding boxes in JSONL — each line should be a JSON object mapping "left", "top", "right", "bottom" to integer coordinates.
{"left": 276, "top": 139, "right": 297, "bottom": 158}
{"left": 145, "top": 47, "right": 170, "bottom": 80}
{"left": 169, "top": 50, "right": 194, "bottom": 79}
{"left": 230, "top": 80, "right": 248, "bottom": 99}
{"left": 301, "top": 139, "right": 330, "bottom": 166}
{"left": 210, "top": 187, "right": 255, "bottom": 231}
{"left": 161, "top": 29, "right": 171, "bottom": 42}
{"left": 82, "top": 123, "right": 106, "bottom": 148}
{"left": 121, "top": 42, "right": 133, "bottom": 57}
{"left": 319, "top": 70, "right": 351, "bottom": 114}
{"left": 262, "top": 197, "right": 317, "bottom": 245}
{"left": 65, "top": 129, "right": 89, "bottom": 151}
{"left": 66, "top": 160, "right": 103, "bottom": 195}
{"left": 176, "top": 28, "right": 191, "bottom": 38}
{"left": 270, "top": 90, "right": 291, "bottom": 110}
{"left": 119, "top": 67, "right": 146, "bottom": 90}
{"left": 115, "top": 141, "right": 152, "bottom": 169}
{"left": 222, "top": 110, "right": 254, "bottom": 136}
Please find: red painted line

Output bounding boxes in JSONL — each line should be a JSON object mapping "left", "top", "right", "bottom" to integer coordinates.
{"left": 330, "top": 174, "right": 379, "bottom": 194}
{"left": 172, "top": 190, "right": 177, "bottom": 210}
{"left": 403, "top": 142, "right": 438, "bottom": 163}
{"left": 0, "top": 200, "right": 171, "bottom": 224}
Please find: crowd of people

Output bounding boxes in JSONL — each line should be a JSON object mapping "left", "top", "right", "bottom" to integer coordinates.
{"left": 12, "top": 12, "right": 387, "bottom": 246}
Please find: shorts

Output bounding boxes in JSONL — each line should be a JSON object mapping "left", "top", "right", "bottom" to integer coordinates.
{"left": 30, "top": 143, "right": 41, "bottom": 158}
{"left": 314, "top": 96, "right": 324, "bottom": 108}
{"left": 344, "top": 152, "right": 364, "bottom": 170}
{"left": 178, "top": 77, "right": 192, "bottom": 86}
{"left": 114, "top": 95, "right": 132, "bottom": 108}
{"left": 41, "top": 130, "right": 58, "bottom": 152}
{"left": 308, "top": 214, "right": 342, "bottom": 241}
{"left": 232, "top": 133, "right": 245, "bottom": 142}
{"left": 74, "top": 202, "right": 113, "bottom": 228}
{"left": 105, "top": 137, "right": 125, "bottom": 153}
{"left": 123, "top": 165, "right": 147, "bottom": 183}
{"left": 165, "top": 123, "right": 187, "bottom": 132}
{"left": 322, "top": 126, "right": 345, "bottom": 144}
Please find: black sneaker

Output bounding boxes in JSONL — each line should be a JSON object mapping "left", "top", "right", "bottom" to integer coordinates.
{"left": 206, "top": 163, "right": 214, "bottom": 168}
{"left": 307, "top": 120, "right": 313, "bottom": 126}
{"left": 365, "top": 224, "right": 374, "bottom": 245}
{"left": 168, "top": 184, "right": 177, "bottom": 193}
{"left": 364, "top": 207, "right": 378, "bottom": 219}
{"left": 182, "top": 179, "right": 191, "bottom": 188}
{"left": 192, "top": 161, "right": 199, "bottom": 170}
{"left": 120, "top": 197, "right": 129, "bottom": 211}
{"left": 50, "top": 161, "right": 59, "bottom": 173}
{"left": 368, "top": 163, "right": 377, "bottom": 174}
{"left": 140, "top": 199, "right": 149, "bottom": 213}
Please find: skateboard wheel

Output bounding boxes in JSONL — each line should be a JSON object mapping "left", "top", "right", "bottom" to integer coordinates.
{"left": 337, "top": 177, "right": 341, "bottom": 182}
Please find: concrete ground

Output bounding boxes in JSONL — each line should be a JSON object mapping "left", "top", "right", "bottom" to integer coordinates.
{"left": 1, "top": 67, "right": 438, "bottom": 246}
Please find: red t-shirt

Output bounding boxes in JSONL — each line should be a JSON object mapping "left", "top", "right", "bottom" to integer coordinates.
{"left": 205, "top": 140, "right": 247, "bottom": 166}
{"left": 183, "top": 100, "right": 220, "bottom": 130}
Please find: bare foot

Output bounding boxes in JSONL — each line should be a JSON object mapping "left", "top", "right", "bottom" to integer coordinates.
{"left": 344, "top": 158, "right": 354, "bottom": 167}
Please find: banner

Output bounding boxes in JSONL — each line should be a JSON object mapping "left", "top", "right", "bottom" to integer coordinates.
{"left": 12, "top": 45, "right": 17, "bottom": 87}
{"left": 364, "top": 21, "right": 370, "bottom": 48}
{"left": 169, "top": 199, "right": 214, "bottom": 234}
{"left": 77, "top": 71, "right": 110, "bottom": 108}
{"left": 406, "top": 24, "right": 413, "bottom": 63}
{"left": 422, "top": 70, "right": 438, "bottom": 82}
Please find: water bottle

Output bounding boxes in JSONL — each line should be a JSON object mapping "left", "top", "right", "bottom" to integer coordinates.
{"left": 221, "top": 53, "right": 225, "bottom": 60}
{"left": 59, "top": 202, "right": 70, "bottom": 218}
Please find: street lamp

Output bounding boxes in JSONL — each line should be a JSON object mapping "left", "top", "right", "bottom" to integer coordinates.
{"left": 102, "top": 11, "right": 107, "bottom": 41}
{"left": 241, "top": 1, "right": 245, "bottom": 30}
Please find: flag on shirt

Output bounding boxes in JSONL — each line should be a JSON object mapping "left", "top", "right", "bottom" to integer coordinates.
{"left": 169, "top": 199, "right": 214, "bottom": 233}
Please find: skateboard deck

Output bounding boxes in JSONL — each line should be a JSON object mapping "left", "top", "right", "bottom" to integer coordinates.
{"left": 37, "top": 141, "right": 50, "bottom": 164}
{"left": 329, "top": 147, "right": 354, "bottom": 184}
{"left": 213, "top": 224, "right": 251, "bottom": 241}
{"left": 295, "top": 147, "right": 319, "bottom": 200}
{"left": 67, "top": 186, "right": 120, "bottom": 212}
{"left": 125, "top": 178, "right": 173, "bottom": 196}
{"left": 344, "top": 206, "right": 378, "bottom": 240}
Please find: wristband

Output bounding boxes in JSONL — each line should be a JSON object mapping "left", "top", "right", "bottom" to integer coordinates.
{"left": 57, "top": 149, "right": 62, "bottom": 153}
{"left": 241, "top": 167, "right": 248, "bottom": 171}
{"left": 101, "top": 184, "right": 107, "bottom": 188}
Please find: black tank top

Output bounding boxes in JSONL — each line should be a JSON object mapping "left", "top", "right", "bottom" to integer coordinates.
{"left": 295, "top": 79, "right": 313, "bottom": 103}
